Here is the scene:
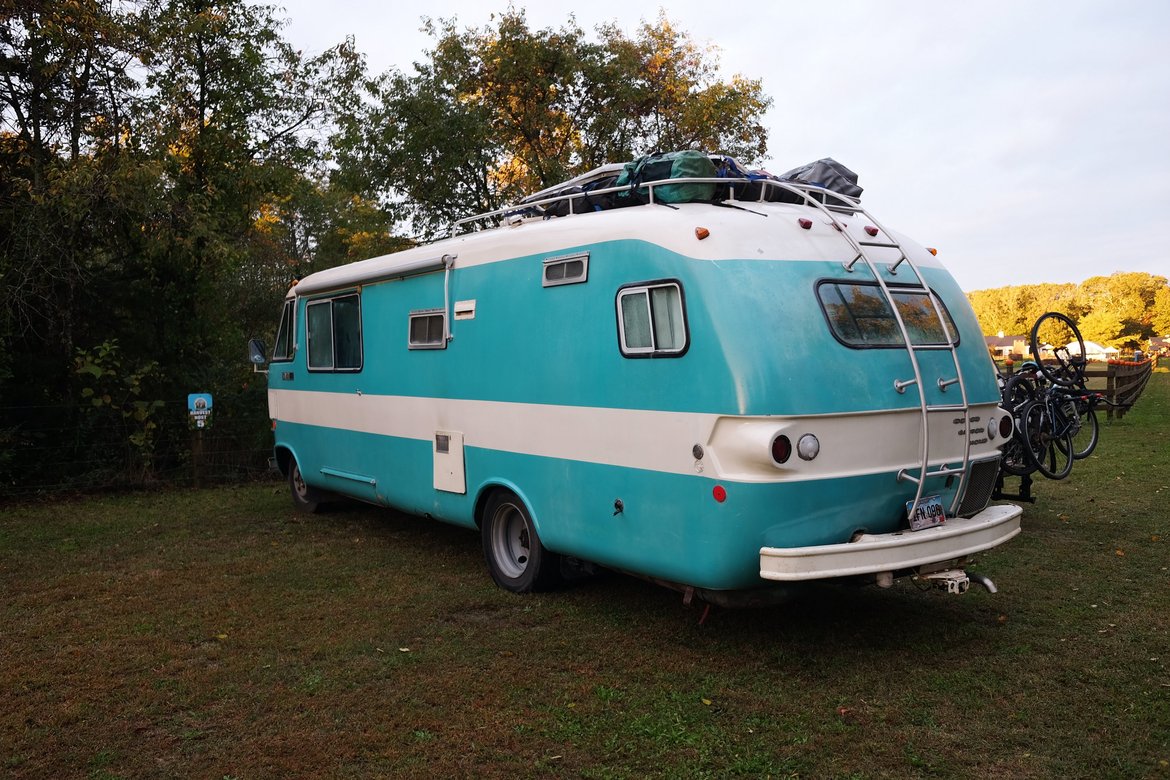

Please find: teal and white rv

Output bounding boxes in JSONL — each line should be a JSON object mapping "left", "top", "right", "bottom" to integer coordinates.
{"left": 250, "top": 153, "right": 1022, "bottom": 603}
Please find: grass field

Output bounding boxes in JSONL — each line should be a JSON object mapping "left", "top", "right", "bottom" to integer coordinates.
{"left": 2, "top": 376, "right": 1168, "bottom": 779}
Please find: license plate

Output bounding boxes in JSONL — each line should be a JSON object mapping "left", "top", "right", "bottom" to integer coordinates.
{"left": 906, "top": 494, "right": 947, "bottom": 531}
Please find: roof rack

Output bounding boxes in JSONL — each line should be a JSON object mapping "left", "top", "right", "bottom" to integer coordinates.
{"left": 449, "top": 172, "right": 861, "bottom": 237}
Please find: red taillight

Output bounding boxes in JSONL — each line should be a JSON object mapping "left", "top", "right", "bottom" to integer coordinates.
{"left": 712, "top": 485, "right": 727, "bottom": 503}
{"left": 798, "top": 218, "right": 812, "bottom": 230}
{"left": 771, "top": 435, "right": 792, "bottom": 464}
{"left": 864, "top": 225, "right": 879, "bottom": 236}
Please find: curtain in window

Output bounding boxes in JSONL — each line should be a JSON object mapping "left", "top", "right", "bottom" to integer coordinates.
{"left": 650, "top": 286, "right": 683, "bottom": 350}
{"left": 621, "top": 292, "right": 652, "bottom": 349}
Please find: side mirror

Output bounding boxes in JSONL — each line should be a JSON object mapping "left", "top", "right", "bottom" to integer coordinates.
{"left": 248, "top": 339, "right": 269, "bottom": 369}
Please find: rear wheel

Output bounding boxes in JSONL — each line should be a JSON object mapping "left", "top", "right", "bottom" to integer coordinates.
{"left": 481, "top": 490, "right": 561, "bottom": 593}
{"left": 1022, "top": 403, "right": 1074, "bottom": 480}
{"left": 288, "top": 457, "right": 322, "bottom": 513}
{"left": 1000, "top": 377, "right": 1040, "bottom": 476}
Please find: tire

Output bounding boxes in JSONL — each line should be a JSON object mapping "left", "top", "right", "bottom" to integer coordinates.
{"left": 1070, "top": 406, "right": 1100, "bottom": 460}
{"left": 1029, "top": 312, "right": 1086, "bottom": 388}
{"left": 1022, "top": 402, "right": 1074, "bottom": 480}
{"left": 999, "top": 377, "right": 1040, "bottom": 476}
{"left": 481, "top": 490, "right": 561, "bottom": 593}
{"left": 288, "top": 457, "right": 322, "bottom": 513}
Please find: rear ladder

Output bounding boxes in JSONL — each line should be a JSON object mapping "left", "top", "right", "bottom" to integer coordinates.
{"left": 772, "top": 186, "right": 974, "bottom": 518}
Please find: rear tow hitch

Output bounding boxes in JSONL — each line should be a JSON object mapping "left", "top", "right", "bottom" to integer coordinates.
{"left": 917, "top": 569, "right": 971, "bottom": 595}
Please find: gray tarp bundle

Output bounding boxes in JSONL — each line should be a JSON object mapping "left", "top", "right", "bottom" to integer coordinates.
{"left": 777, "top": 158, "right": 863, "bottom": 199}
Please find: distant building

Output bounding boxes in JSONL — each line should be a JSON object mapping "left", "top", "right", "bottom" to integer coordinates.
{"left": 985, "top": 331, "right": 1027, "bottom": 359}
{"left": 1066, "top": 340, "right": 1119, "bottom": 361}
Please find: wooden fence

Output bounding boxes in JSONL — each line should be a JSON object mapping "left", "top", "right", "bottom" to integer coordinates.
{"left": 1000, "top": 358, "right": 1156, "bottom": 419}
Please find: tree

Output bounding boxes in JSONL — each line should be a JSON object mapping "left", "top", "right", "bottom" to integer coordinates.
{"left": 967, "top": 272, "right": 1170, "bottom": 349}
{"left": 1153, "top": 285, "right": 1170, "bottom": 336}
{"left": 1, "top": 0, "right": 384, "bottom": 492}
{"left": 340, "top": 10, "right": 772, "bottom": 239}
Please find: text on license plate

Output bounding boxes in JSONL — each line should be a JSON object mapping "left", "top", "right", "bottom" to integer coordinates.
{"left": 906, "top": 494, "right": 946, "bottom": 531}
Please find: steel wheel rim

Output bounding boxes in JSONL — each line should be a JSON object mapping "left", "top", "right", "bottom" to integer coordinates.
{"left": 292, "top": 464, "right": 309, "bottom": 500}
{"left": 491, "top": 503, "right": 530, "bottom": 579}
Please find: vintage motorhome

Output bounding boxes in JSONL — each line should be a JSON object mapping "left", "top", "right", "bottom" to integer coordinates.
{"left": 251, "top": 155, "right": 1022, "bottom": 603}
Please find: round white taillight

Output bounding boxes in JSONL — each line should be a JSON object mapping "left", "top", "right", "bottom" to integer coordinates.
{"left": 797, "top": 434, "right": 820, "bottom": 461}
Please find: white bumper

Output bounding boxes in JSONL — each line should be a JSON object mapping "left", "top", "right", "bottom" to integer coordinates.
{"left": 759, "top": 503, "right": 1023, "bottom": 582}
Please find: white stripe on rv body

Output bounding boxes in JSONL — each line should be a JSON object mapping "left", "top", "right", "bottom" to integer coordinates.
{"left": 293, "top": 203, "right": 941, "bottom": 296}
{"left": 270, "top": 389, "right": 1003, "bottom": 484}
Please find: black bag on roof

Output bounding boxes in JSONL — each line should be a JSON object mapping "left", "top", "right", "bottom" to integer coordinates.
{"left": 777, "top": 158, "right": 863, "bottom": 199}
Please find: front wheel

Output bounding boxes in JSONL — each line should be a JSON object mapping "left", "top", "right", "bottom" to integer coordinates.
{"left": 288, "top": 457, "right": 323, "bottom": 513}
{"left": 481, "top": 490, "right": 561, "bottom": 593}
{"left": 1029, "top": 312, "right": 1086, "bottom": 388}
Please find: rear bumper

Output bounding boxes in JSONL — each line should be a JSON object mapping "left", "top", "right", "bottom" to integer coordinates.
{"left": 759, "top": 503, "right": 1023, "bottom": 582}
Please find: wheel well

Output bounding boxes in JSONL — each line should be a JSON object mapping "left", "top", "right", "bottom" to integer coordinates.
{"left": 473, "top": 485, "right": 502, "bottom": 530}
{"left": 274, "top": 446, "right": 293, "bottom": 477}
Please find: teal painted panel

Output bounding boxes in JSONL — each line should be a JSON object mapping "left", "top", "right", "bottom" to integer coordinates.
{"left": 279, "top": 243, "right": 999, "bottom": 417}
{"left": 278, "top": 419, "right": 961, "bottom": 591}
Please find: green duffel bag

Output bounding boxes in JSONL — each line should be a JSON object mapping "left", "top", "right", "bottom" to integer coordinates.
{"left": 614, "top": 150, "right": 716, "bottom": 205}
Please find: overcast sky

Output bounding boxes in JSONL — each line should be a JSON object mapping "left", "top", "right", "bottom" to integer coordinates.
{"left": 278, "top": 0, "right": 1170, "bottom": 292}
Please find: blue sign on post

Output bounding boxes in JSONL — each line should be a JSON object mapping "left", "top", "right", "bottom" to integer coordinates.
{"left": 188, "top": 393, "right": 213, "bottom": 428}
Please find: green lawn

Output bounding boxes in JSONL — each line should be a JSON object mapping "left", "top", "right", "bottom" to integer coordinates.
{"left": 2, "top": 376, "right": 1168, "bottom": 778}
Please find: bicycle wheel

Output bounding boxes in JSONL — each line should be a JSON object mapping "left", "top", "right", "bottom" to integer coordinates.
{"left": 1029, "top": 312, "right": 1086, "bottom": 388}
{"left": 1022, "top": 401, "right": 1074, "bottom": 480}
{"left": 1070, "top": 406, "right": 1099, "bottom": 460}
{"left": 998, "top": 374, "right": 1036, "bottom": 476}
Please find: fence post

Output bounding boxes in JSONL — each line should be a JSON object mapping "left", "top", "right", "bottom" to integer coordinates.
{"left": 192, "top": 427, "right": 204, "bottom": 488}
{"left": 1106, "top": 364, "right": 1116, "bottom": 421}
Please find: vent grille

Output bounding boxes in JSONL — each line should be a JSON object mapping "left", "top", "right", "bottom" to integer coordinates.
{"left": 956, "top": 458, "right": 1001, "bottom": 518}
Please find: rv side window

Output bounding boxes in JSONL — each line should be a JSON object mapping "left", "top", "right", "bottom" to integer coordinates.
{"left": 306, "top": 293, "right": 363, "bottom": 371}
{"left": 272, "top": 299, "right": 295, "bottom": 361}
{"left": 616, "top": 281, "right": 688, "bottom": 357}
{"left": 817, "top": 282, "right": 958, "bottom": 348}
{"left": 543, "top": 252, "right": 589, "bottom": 287}
{"left": 408, "top": 309, "right": 446, "bottom": 349}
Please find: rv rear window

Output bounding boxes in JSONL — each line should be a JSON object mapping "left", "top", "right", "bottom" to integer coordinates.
{"left": 817, "top": 282, "right": 958, "bottom": 348}
{"left": 272, "top": 299, "right": 295, "bottom": 361}
{"left": 408, "top": 309, "right": 446, "bottom": 349}
{"left": 617, "top": 281, "right": 688, "bottom": 357}
{"left": 306, "top": 293, "right": 363, "bottom": 371}
{"left": 543, "top": 252, "right": 589, "bottom": 287}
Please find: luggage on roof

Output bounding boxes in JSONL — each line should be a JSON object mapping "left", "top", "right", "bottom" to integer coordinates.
{"left": 613, "top": 150, "right": 718, "bottom": 205}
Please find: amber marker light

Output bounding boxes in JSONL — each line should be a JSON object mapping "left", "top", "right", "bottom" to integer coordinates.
{"left": 695, "top": 227, "right": 710, "bottom": 240}
{"left": 926, "top": 247, "right": 939, "bottom": 256}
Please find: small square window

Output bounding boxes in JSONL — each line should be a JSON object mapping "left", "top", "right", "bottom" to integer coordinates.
{"left": 617, "top": 281, "right": 687, "bottom": 357}
{"left": 409, "top": 309, "right": 446, "bottom": 349}
{"left": 543, "top": 252, "right": 589, "bottom": 287}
